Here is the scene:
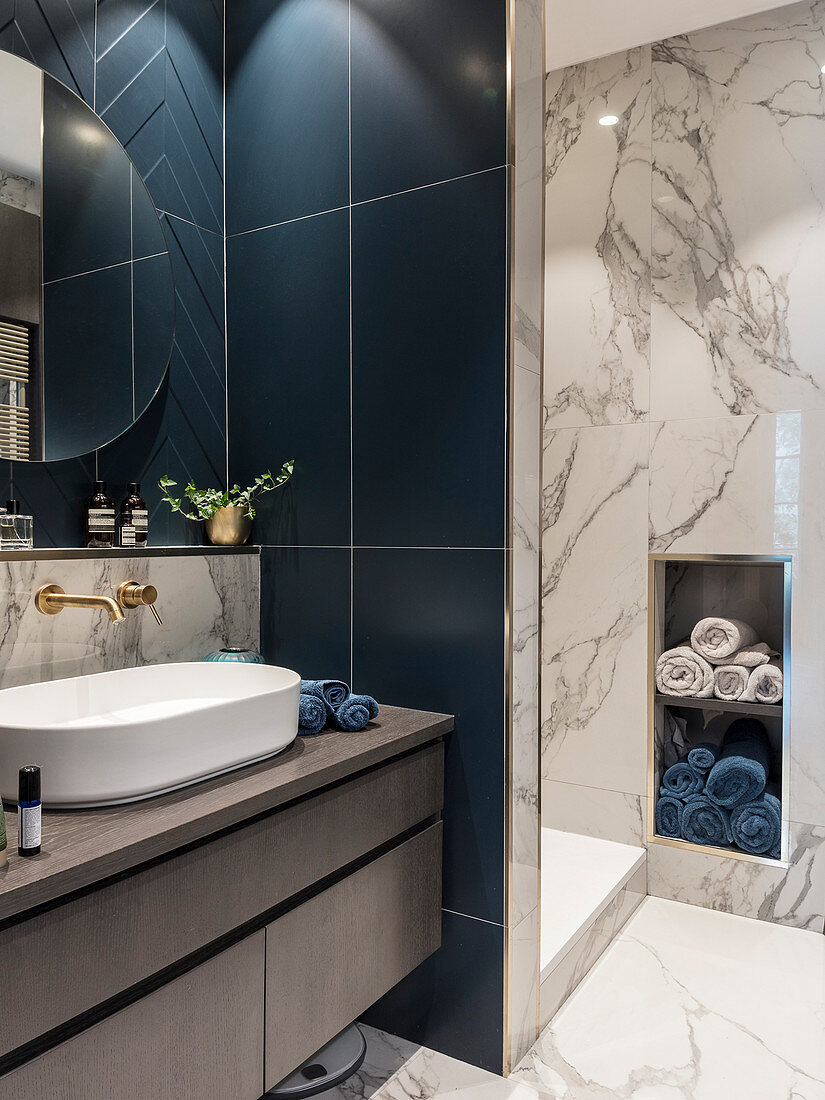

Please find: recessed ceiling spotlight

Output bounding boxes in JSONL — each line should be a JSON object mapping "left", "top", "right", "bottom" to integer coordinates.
{"left": 821, "top": 63, "right": 825, "bottom": 73}
{"left": 599, "top": 114, "right": 619, "bottom": 126}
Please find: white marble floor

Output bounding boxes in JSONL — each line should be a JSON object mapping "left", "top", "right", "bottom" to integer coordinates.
{"left": 347, "top": 896, "right": 825, "bottom": 1100}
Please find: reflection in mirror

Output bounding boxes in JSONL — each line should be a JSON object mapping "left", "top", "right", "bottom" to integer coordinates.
{"left": 0, "top": 52, "right": 175, "bottom": 462}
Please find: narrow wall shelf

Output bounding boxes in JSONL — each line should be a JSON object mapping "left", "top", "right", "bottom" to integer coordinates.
{"left": 654, "top": 694, "right": 782, "bottom": 718}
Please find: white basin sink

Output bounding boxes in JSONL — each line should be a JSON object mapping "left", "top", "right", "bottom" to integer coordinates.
{"left": 0, "top": 662, "right": 300, "bottom": 807}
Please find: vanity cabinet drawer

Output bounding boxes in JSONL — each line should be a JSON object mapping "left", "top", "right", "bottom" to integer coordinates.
{"left": 0, "top": 932, "right": 264, "bottom": 1100}
{"left": 0, "top": 743, "right": 443, "bottom": 1057}
{"left": 265, "top": 822, "right": 442, "bottom": 1090}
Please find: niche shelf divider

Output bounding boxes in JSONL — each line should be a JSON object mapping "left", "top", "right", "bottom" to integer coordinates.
{"left": 647, "top": 554, "right": 792, "bottom": 865}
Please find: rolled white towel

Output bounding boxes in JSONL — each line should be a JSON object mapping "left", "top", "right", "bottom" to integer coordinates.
{"left": 713, "top": 664, "right": 749, "bottom": 701}
{"left": 656, "top": 646, "right": 715, "bottom": 698}
{"left": 740, "top": 659, "right": 783, "bottom": 705}
{"left": 726, "top": 642, "right": 779, "bottom": 667}
{"left": 690, "top": 617, "right": 759, "bottom": 663}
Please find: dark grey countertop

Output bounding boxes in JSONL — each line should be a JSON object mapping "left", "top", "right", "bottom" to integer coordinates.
{"left": 0, "top": 705, "right": 452, "bottom": 922}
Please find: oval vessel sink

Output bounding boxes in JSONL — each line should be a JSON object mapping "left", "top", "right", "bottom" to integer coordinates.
{"left": 0, "top": 663, "right": 300, "bottom": 807}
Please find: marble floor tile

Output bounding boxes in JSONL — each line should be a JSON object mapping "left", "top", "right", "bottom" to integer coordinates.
{"left": 373, "top": 1047, "right": 553, "bottom": 1100}
{"left": 314, "top": 1026, "right": 421, "bottom": 1099}
{"left": 513, "top": 896, "right": 825, "bottom": 1098}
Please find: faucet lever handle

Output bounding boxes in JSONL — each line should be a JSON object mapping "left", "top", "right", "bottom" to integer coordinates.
{"left": 117, "top": 580, "right": 162, "bottom": 626}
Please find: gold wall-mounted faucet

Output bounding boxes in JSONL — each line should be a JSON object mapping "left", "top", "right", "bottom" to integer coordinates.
{"left": 117, "top": 580, "right": 163, "bottom": 625}
{"left": 35, "top": 584, "right": 126, "bottom": 624}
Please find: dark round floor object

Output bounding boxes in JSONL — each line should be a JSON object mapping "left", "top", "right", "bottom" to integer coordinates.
{"left": 265, "top": 1024, "right": 367, "bottom": 1098}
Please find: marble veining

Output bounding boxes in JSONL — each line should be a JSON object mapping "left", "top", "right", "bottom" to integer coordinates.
{"left": 541, "top": 425, "right": 648, "bottom": 798}
{"left": 0, "top": 553, "right": 260, "bottom": 690}
{"left": 0, "top": 170, "right": 39, "bottom": 214}
{"left": 651, "top": 1, "right": 825, "bottom": 420}
{"left": 513, "top": 896, "right": 825, "bottom": 1098}
{"left": 544, "top": 49, "right": 651, "bottom": 427}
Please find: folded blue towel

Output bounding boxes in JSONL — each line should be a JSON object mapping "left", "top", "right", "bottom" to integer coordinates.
{"left": 298, "top": 693, "right": 327, "bottom": 735}
{"left": 301, "top": 679, "right": 350, "bottom": 713}
{"left": 331, "top": 694, "right": 380, "bottom": 732}
{"left": 655, "top": 794, "right": 685, "bottom": 838}
{"left": 730, "top": 784, "right": 781, "bottom": 857}
{"left": 682, "top": 794, "right": 732, "bottom": 848}
{"left": 687, "top": 742, "right": 719, "bottom": 775}
{"left": 704, "top": 718, "right": 771, "bottom": 808}
{"left": 660, "top": 761, "right": 704, "bottom": 799}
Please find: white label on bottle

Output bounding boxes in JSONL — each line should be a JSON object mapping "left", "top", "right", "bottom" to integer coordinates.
{"left": 121, "top": 526, "right": 136, "bottom": 547}
{"left": 88, "top": 508, "right": 115, "bottom": 532}
{"left": 18, "top": 804, "right": 40, "bottom": 849}
{"left": 131, "top": 509, "right": 148, "bottom": 531}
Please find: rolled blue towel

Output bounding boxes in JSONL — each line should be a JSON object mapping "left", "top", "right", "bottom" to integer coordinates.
{"left": 660, "top": 761, "right": 704, "bottom": 799}
{"left": 655, "top": 794, "right": 685, "bottom": 839}
{"left": 682, "top": 794, "right": 732, "bottom": 848}
{"left": 298, "top": 693, "right": 327, "bottom": 735}
{"left": 301, "top": 679, "right": 350, "bottom": 715}
{"left": 730, "top": 784, "right": 781, "bottom": 857}
{"left": 331, "top": 694, "right": 380, "bottom": 732}
{"left": 687, "top": 742, "right": 719, "bottom": 775}
{"left": 704, "top": 718, "right": 771, "bottom": 808}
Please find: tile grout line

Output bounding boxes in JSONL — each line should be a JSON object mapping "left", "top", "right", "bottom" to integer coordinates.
{"left": 227, "top": 164, "right": 509, "bottom": 240}
{"left": 222, "top": 0, "right": 229, "bottom": 489}
{"left": 348, "top": 0, "right": 354, "bottom": 687}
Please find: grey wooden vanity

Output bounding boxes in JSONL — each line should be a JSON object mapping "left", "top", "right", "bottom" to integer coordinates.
{"left": 0, "top": 706, "right": 450, "bottom": 1099}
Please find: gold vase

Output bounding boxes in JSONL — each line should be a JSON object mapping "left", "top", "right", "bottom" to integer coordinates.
{"left": 204, "top": 505, "right": 252, "bottom": 546}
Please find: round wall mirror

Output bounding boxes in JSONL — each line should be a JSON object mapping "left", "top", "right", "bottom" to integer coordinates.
{"left": 0, "top": 51, "right": 174, "bottom": 462}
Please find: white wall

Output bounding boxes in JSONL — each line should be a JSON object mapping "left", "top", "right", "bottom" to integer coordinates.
{"left": 546, "top": 0, "right": 802, "bottom": 69}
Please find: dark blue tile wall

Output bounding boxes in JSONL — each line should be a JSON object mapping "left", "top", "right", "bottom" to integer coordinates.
{"left": 227, "top": 0, "right": 509, "bottom": 1072}
{"left": 350, "top": 0, "right": 507, "bottom": 202}
{"left": 353, "top": 549, "right": 506, "bottom": 925}
{"left": 226, "top": 0, "right": 349, "bottom": 233}
{"left": 361, "top": 910, "right": 505, "bottom": 1076}
{"left": 352, "top": 171, "right": 507, "bottom": 548}
{"left": 0, "top": 0, "right": 225, "bottom": 547}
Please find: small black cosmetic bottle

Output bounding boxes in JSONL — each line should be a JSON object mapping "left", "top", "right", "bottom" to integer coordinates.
{"left": 18, "top": 765, "right": 41, "bottom": 857}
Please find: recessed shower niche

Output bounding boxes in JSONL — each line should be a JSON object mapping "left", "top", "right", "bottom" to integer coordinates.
{"left": 648, "top": 555, "right": 791, "bottom": 864}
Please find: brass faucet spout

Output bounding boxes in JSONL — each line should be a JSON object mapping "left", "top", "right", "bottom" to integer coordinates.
{"left": 35, "top": 585, "right": 126, "bottom": 624}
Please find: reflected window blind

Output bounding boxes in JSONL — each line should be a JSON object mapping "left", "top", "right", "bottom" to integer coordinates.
{"left": 0, "top": 319, "right": 31, "bottom": 460}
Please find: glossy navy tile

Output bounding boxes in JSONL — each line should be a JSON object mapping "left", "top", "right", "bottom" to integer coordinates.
{"left": 133, "top": 253, "right": 175, "bottom": 413}
{"left": 43, "top": 75, "right": 131, "bottom": 281}
{"left": 10, "top": 452, "right": 95, "bottom": 548}
{"left": 98, "top": 30, "right": 166, "bottom": 150}
{"left": 43, "top": 266, "right": 133, "bottom": 461}
{"left": 228, "top": 209, "right": 350, "bottom": 547}
{"left": 131, "top": 166, "right": 168, "bottom": 260}
{"left": 13, "top": 0, "right": 95, "bottom": 103}
{"left": 161, "top": 214, "right": 226, "bottom": 472}
{"left": 260, "top": 547, "right": 351, "bottom": 677}
{"left": 350, "top": 0, "right": 507, "bottom": 203}
{"left": 163, "top": 50, "right": 223, "bottom": 232}
{"left": 94, "top": 0, "right": 165, "bottom": 119}
{"left": 352, "top": 169, "right": 507, "bottom": 548}
{"left": 226, "top": 0, "right": 349, "bottom": 233}
{"left": 166, "top": 0, "right": 223, "bottom": 170}
{"left": 353, "top": 548, "right": 506, "bottom": 925}
{"left": 362, "top": 909, "right": 505, "bottom": 1075}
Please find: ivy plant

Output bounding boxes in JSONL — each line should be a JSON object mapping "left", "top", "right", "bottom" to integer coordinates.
{"left": 159, "top": 459, "right": 294, "bottom": 521}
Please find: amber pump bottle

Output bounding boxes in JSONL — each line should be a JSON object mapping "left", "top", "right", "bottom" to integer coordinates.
{"left": 85, "top": 481, "right": 116, "bottom": 548}
{"left": 119, "top": 482, "right": 148, "bottom": 548}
